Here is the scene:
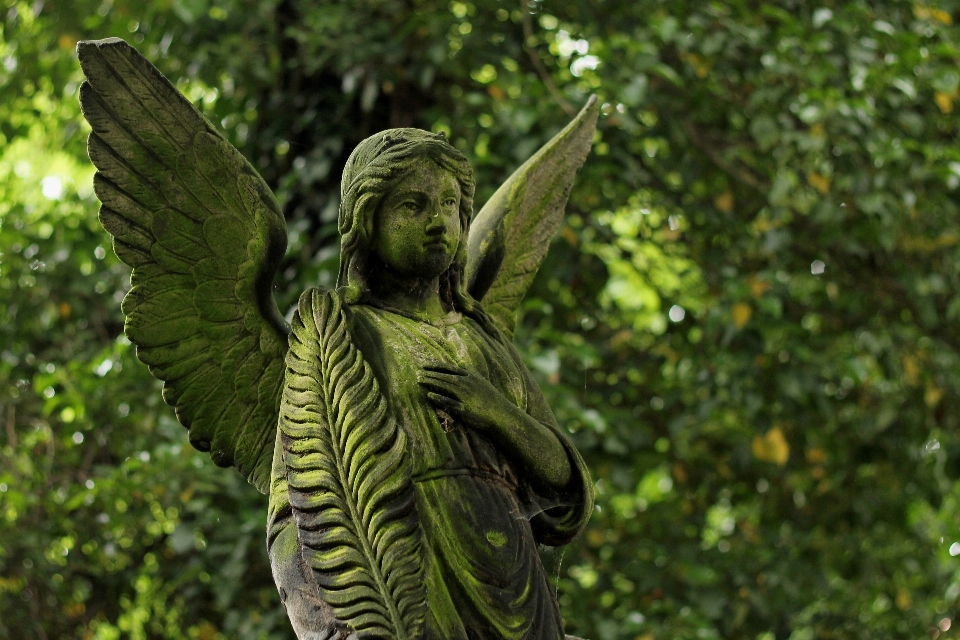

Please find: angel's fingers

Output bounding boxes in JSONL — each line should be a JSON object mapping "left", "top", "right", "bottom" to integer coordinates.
{"left": 420, "top": 371, "right": 465, "bottom": 389}
{"left": 423, "top": 363, "right": 468, "bottom": 377}
{"left": 419, "top": 379, "right": 462, "bottom": 401}
{"left": 427, "top": 392, "right": 461, "bottom": 411}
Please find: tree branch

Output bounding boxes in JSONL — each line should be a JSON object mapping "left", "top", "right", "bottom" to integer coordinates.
{"left": 520, "top": 0, "right": 574, "bottom": 117}
{"left": 5, "top": 403, "right": 15, "bottom": 451}
{"left": 682, "top": 120, "right": 769, "bottom": 192}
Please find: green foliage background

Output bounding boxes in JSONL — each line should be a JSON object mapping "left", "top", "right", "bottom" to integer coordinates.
{"left": 2, "top": 0, "right": 960, "bottom": 638}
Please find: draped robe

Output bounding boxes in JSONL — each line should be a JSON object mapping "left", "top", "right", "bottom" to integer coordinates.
{"left": 267, "top": 303, "right": 593, "bottom": 640}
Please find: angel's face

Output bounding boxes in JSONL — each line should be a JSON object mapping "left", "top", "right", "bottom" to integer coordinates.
{"left": 373, "top": 158, "right": 462, "bottom": 279}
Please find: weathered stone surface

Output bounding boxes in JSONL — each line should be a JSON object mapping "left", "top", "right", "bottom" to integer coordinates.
{"left": 79, "top": 36, "right": 598, "bottom": 640}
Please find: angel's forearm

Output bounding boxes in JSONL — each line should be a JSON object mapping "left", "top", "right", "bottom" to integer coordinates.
{"left": 419, "top": 365, "right": 573, "bottom": 488}
{"left": 483, "top": 406, "right": 571, "bottom": 490}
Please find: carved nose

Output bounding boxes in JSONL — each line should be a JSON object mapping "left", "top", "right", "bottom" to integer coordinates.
{"left": 426, "top": 210, "right": 445, "bottom": 230}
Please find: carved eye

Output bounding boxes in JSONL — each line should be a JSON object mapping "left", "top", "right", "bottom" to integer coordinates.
{"left": 443, "top": 198, "right": 457, "bottom": 207}
{"left": 401, "top": 201, "right": 419, "bottom": 211}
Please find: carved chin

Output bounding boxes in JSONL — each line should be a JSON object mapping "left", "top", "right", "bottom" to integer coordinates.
{"left": 419, "top": 251, "right": 455, "bottom": 277}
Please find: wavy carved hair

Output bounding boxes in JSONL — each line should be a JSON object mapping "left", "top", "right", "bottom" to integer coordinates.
{"left": 336, "top": 128, "right": 493, "bottom": 331}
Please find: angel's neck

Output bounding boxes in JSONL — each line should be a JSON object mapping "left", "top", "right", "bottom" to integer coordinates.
{"left": 367, "top": 267, "right": 446, "bottom": 321}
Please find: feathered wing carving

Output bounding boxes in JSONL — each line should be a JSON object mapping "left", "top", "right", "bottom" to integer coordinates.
{"left": 466, "top": 96, "right": 599, "bottom": 336}
{"left": 280, "top": 288, "right": 426, "bottom": 639}
{"left": 77, "top": 38, "right": 289, "bottom": 494}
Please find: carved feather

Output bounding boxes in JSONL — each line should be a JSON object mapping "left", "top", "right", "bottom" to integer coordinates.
{"left": 280, "top": 288, "right": 427, "bottom": 640}
{"left": 77, "top": 37, "right": 288, "bottom": 493}
{"left": 467, "top": 96, "right": 599, "bottom": 336}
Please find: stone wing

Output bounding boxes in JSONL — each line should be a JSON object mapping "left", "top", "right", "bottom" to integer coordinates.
{"left": 78, "top": 38, "right": 289, "bottom": 494}
{"left": 466, "top": 96, "right": 599, "bottom": 336}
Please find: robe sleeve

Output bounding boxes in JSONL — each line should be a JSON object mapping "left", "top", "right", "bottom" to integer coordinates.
{"left": 512, "top": 348, "right": 595, "bottom": 547}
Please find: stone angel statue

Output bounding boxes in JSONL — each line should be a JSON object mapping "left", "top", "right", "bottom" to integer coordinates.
{"left": 78, "top": 37, "right": 598, "bottom": 640}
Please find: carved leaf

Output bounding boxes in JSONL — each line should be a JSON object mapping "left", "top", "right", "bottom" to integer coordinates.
{"left": 77, "top": 37, "right": 288, "bottom": 493}
{"left": 280, "top": 288, "right": 427, "bottom": 639}
{"left": 466, "top": 96, "right": 599, "bottom": 336}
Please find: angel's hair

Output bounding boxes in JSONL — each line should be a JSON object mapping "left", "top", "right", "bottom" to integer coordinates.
{"left": 336, "top": 128, "right": 494, "bottom": 331}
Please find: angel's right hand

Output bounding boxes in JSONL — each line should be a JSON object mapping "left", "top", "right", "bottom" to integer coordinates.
{"left": 418, "top": 363, "right": 517, "bottom": 434}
